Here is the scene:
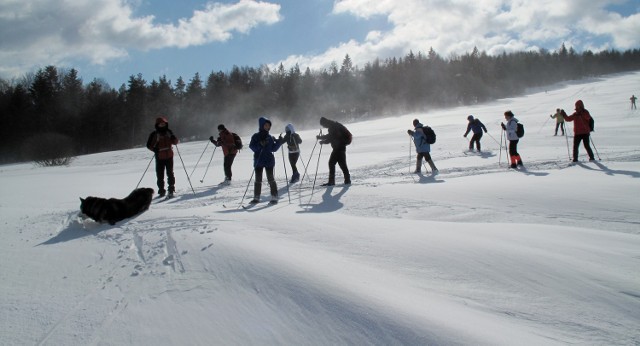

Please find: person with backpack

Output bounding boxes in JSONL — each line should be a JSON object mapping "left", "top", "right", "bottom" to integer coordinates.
{"left": 500, "top": 111, "right": 523, "bottom": 169}
{"left": 209, "top": 124, "right": 238, "bottom": 185}
{"left": 281, "top": 123, "right": 303, "bottom": 183}
{"left": 317, "top": 117, "right": 351, "bottom": 186}
{"left": 146, "top": 116, "right": 179, "bottom": 197}
{"left": 463, "top": 115, "right": 487, "bottom": 151}
{"left": 249, "top": 116, "right": 283, "bottom": 204}
{"left": 561, "top": 100, "right": 595, "bottom": 162}
{"left": 408, "top": 119, "right": 438, "bottom": 174}
{"left": 550, "top": 108, "right": 565, "bottom": 136}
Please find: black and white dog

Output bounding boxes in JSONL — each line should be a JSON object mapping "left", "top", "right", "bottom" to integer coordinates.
{"left": 80, "top": 188, "right": 154, "bottom": 225}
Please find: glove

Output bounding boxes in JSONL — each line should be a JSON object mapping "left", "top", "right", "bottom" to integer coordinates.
{"left": 153, "top": 146, "right": 159, "bottom": 154}
{"left": 501, "top": 122, "right": 506, "bottom": 130}
{"left": 209, "top": 136, "right": 215, "bottom": 143}
{"left": 484, "top": 130, "right": 488, "bottom": 133}
{"left": 463, "top": 134, "right": 467, "bottom": 138}
{"left": 316, "top": 135, "right": 321, "bottom": 140}
{"left": 170, "top": 135, "right": 176, "bottom": 141}
{"left": 561, "top": 109, "right": 567, "bottom": 116}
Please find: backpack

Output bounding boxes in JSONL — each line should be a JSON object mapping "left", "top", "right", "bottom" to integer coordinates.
{"left": 232, "top": 133, "right": 243, "bottom": 150}
{"left": 423, "top": 126, "right": 436, "bottom": 144}
{"left": 589, "top": 117, "right": 595, "bottom": 132}
{"left": 341, "top": 124, "right": 352, "bottom": 145}
{"left": 516, "top": 123, "right": 525, "bottom": 138}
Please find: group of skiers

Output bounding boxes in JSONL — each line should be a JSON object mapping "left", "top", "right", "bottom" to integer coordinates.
{"left": 145, "top": 99, "right": 597, "bottom": 200}
{"left": 146, "top": 115, "right": 352, "bottom": 204}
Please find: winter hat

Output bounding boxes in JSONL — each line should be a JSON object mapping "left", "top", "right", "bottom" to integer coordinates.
{"left": 217, "top": 124, "right": 226, "bottom": 131}
{"left": 412, "top": 119, "right": 420, "bottom": 127}
{"left": 285, "top": 123, "right": 295, "bottom": 133}
{"left": 155, "top": 116, "right": 168, "bottom": 130}
{"left": 575, "top": 100, "right": 585, "bottom": 110}
{"left": 320, "top": 117, "right": 331, "bottom": 128}
{"left": 467, "top": 115, "right": 474, "bottom": 121}
{"left": 258, "top": 116, "right": 272, "bottom": 131}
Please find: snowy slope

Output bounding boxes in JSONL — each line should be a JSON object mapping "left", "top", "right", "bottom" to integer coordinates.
{"left": 1, "top": 72, "right": 639, "bottom": 345}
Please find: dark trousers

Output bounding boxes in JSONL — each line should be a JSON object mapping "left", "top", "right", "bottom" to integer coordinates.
{"left": 555, "top": 122, "right": 565, "bottom": 135}
{"left": 155, "top": 158, "right": 175, "bottom": 193}
{"left": 573, "top": 134, "right": 594, "bottom": 161}
{"left": 328, "top": 148, "right": 350, "bottom": 183}
{"left": 509, "top": 140, "right": 519, "bottom": 157}
{"left": 223, "top": 154, "right": 236, "bottom": 179}
{"left": 288, "top": 152, "right": 300, "bottom": 174}
{"left": 254, "top": 166, "right": 278, "bottom": 198}
{"left": 469, "top": 132, "right": 483, "bottom": 150}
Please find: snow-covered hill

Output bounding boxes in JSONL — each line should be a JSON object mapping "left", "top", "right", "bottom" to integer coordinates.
{"left": 1, "top": 72, "right": 639, "bottom": 345}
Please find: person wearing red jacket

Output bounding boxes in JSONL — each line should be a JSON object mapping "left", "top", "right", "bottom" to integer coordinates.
{"left": 562, "top": 100, "right": 595, "bottom": 162}
{"left": 209, "top": 124, "right": 238, "bottom": 185}
{"left": 146, "top": 116, "right": 179, "bottom": 197}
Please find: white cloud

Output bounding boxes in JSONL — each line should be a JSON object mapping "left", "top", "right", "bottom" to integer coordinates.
{"left": 0, "top": 0, "right": 281, "bottom": 77}
{"left": 277, "top": 0, "right": 640, "bottom": 72}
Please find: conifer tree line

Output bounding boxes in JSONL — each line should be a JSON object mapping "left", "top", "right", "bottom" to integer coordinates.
{"left": 1, "top": 44, "right": 639, "bottom": 164}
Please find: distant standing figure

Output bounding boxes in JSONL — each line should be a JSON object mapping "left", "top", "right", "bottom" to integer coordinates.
{"left": 631, "top": 95, "right": 637, "bottom": 110}
{"left": 463, "top": 115, "right": 487, "bottom": 151}
{"left": 562, "top": 100, "right": 595, "bottom": 162}
{"left": 146, "top": 116, "right": 179, "bottom": 197}
{"left": 209, "top": 124, "right": 238, "bottom": 185}
{"left": 317, "top": 117, "right": 351, "bottom": 186}
{"left": 249, "top": 116, "right": 283, "bottom": 204}
{"left": 500, "top": 111, "right": 523, "bottom": 169}
{"left": 550, "top": 108, "right": 565, "bottom": 136}
{"left": 408, "top": 119, "right": 438, "bottom": 174}
{"left": 282, "top": 124, "right": 303, "bottom": 183}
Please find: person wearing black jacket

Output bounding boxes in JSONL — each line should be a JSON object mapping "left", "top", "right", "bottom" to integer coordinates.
{"left": 146, "top": 116, "right": 179, "bottom": 197}
{"left": 317, "top": 117, "right": 351, "bottom": 186}
{"left": 282, "top": 123, "right": 303, "bottom": 183}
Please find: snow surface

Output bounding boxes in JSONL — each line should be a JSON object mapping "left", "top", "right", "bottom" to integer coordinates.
{"left": 1, "top": 72, "right": 639, "bottom": 345}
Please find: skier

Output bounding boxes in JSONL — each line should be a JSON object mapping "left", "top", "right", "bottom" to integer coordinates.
{"left": 463, "top": 115, "right": 487, "bottom": 151}
{"left": 500, "top": 111, "right": 523, "bottom": 169}
{"left": 317, "top": 117, "right": 351, "bottom": 186}
{"left": 550, "top": 108, "right": 565, "bottom": 136}
{"left": 561, "top": 100, "right": 595, "bottom": 162}
{"left": 209, "top": 124, "right": 238, "bottom": 185}
{"left": 248, "top": 116, "right": 283, "bottom": 204}
{"left": 408, "top": 119, "right": 438, "bottom": 174}
{"left": 631, "top": 95, "right": 637, "bottom": 110}
{"left": 146, "top": 116, "right": 179, "bottom": 197}
{"left": 281, "top": 124, "right": 303, "bottom": 183}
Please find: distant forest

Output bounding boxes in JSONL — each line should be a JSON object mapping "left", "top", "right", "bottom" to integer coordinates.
{"left": 1, "top": 44, "right": 639, "bottom": 164}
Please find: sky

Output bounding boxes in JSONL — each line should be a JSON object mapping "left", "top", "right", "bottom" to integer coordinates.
{"left": 1, "top": 0, "right": 639, "bottom": 88}
{"left": 1, "top": 71, "right": 639, "bottom": 345}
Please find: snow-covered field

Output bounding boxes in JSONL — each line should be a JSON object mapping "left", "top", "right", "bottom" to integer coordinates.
{"left": 1, "top": 72, "right": 639, "bottom": 345}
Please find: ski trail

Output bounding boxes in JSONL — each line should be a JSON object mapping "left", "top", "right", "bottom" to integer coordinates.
{"left": 163, "top": 230, "right": 185, "bottom": 273}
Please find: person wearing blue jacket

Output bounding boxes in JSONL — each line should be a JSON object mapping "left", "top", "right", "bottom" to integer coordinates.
{"left": 407, "top": 119, "right": 438, "bottom": 174}
{"left": 249, "top": 117, "right": 283, "bottom": 204}
{"left": 463, "top": 115, "right": 487, "bottom": 151}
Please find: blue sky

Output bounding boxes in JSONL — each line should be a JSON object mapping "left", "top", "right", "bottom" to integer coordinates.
{"left": 0, "top": 0, "right": 638, "bottom": 89}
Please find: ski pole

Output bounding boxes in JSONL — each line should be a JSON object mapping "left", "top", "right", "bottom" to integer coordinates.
{"left": 299, "top": 130, "right": 321, "bottom": 189}
{"left": 175, "top": 144, "right": 196, "bottom": 195}
{"left": 590, "top": 135, "right": 602, "bottom": 160}
{"left": 538, "top": 116, "right": 552, "bottom": 133}
{"left": 307, "top": 130, "right": 323, "bottom": 207}
{"left": 503, "top": 130, "right": 510, "bottom": 166}
{"left": 280, "top": 137, "right": 291, "bottom": 203}
{"left": 564, "top": 131, "right": 571, "bottom": 161}
{"left": 238, "top": 168, "right": 255, "bottom": 209}
{"left": 485, "top": 132, "right": 501, "bottom": 147}
{"left": 499, "top": 129, "right": 504, "bottom": 166}
{"left": 200, "top": 146, "right": 217, "bottom": 183}
{"left": 190, "top": 141, "right": 210, "bottom": 178}
{"left": 135, "top": 154, "right": 155, "bottom": 189}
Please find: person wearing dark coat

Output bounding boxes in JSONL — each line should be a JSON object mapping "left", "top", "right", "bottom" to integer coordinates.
{"left": 282, "top": 123, "right": 303, "bottom": 183}
{"left": 463, "top": 115, "right": 487, "bottom": 151}
{"left": 209, "top": 124, "right": 238, "bottom": 184}
{"left": 146, "top": 116, "right": 179, "bottom": 197}
{"left": 248, "top": 117, "right": 283, "bottom": 203}
{"left": 562, "top": 100, "right": 595, "bottom": 162}
{"left": 317, "top": 117, "right": 351, "bottom": 186}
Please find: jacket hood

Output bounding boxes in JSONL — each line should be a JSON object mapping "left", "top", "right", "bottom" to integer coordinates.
{"left": 258, "top": 116, "right": 272, "bottom": 131}
{"left": 320, "top": 117, "right": 332, "bottom": 128}
{"left": 155, "top": 116, "right": 168, "bottom": 130}
{"left": 575, "top": 100, "right": 585, "bottom": 110}
{"left": 414, "top": 122, "right": 424, "bottom": 128}
{"left": 285, "top": 123, "right": 295, "bottom": 133}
